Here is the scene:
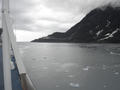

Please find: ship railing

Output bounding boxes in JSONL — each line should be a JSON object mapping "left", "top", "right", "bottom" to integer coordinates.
{"left": 2, "top": 0, "right": 36, "bottom": 90}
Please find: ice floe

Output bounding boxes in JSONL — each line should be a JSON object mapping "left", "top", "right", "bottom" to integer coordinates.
{"left": 68, "top": 75, "right": 75, "bottom": 78}
{"left": 56, "top": 85, "right": 60, "bottom": 87}
{"left": 82, "top": 66, "right": 90, "bottom": 71}
{"left": 69, "top": 82, "right": 80, "bottom": 88}
{"left": 114, "top": 72, "right": 119, "bottom": 75}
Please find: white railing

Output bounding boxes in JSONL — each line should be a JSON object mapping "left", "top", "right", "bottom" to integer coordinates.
{"left": 2, "top": 0, "right": 36, "bottom": 90}
{"left": 2, "top": 8, "right": 12, "bottom": 90}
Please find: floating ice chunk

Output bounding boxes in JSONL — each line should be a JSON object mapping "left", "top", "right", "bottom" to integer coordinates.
{"left": 43, "top": 67, "right": 48, "bottom": 70}
{"left": 110, "top": 52, "right": 120, "bottom": 55}
{"left": 114, "top": 65, "right": 120, "bottom": 67}
{"left": 114, "top": 72, "right": 119, "bottom": 75}
{"left": 83, "top": 66, "right": 90, "bottom": 71}
{"left": 110, "top": 52, "right": 114, "bottom": 55}
{"left": 102, "top": 65, "right": 107, "bottom": 70}
{"left": 69, "top": 83, "right": 80, "bottom": 88}
{"left": 61, "top": 63, "right": 77, "bottom": 68}
{"left": 32, "top": 58, "right": 35, "bottom": 60}
{"left": 56, "top": 85, "right": 60, "bottom": 87}
{"left": 83, "top": 68, "right": 88, "bottom": 71}
{"left": 64, "top": 70, "right": 69, "bottom": 73}
{"left": 68, "top": 75, "right": 74, "bottom": 78}
{"left": 104, "top": 85, "right": 107, "bottom": 88}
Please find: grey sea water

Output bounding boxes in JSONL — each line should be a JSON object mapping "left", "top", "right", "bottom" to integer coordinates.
{"left": 18, "top": 43, "right": 120, "bottom": 90}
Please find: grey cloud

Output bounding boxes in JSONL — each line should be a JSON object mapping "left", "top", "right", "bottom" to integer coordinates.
{"left": 35, "top": 20, "right": 73, "bottom": 32}
{"left": 42, "top": 0, "right": 120, "bottom": 13}
{"left": 1, "top": 0, "right": 120, "bottom": 36}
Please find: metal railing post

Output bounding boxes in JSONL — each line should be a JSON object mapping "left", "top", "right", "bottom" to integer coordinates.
{"left": 2, "top": 0, "right": 12, "bottom": 90}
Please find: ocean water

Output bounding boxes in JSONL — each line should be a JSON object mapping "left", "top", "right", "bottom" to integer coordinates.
{"left": 18, "top": 43, "right": 120, "bottom": 90}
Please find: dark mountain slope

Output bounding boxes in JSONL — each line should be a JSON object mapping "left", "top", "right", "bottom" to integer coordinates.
{"left": 32, "top": 5, "right": 120, "bottom": 43}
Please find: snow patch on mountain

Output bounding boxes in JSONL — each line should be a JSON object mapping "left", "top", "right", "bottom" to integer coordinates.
{"left": 100, "top": 28, "right": 120, "bottom": 40}
{"left": 105, "top": 33, "right": 110, "bottom": 36}
{"left": 96, "top": 30, "right": 103, "bottom": 36}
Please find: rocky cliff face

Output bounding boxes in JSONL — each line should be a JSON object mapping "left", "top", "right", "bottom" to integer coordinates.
{"left": 32, "top": 5, "right": 120, "bottom": 43}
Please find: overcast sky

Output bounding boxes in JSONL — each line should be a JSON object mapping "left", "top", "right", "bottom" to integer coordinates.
{"left": 0, "top": 0, "right": 120, "bottom": 41}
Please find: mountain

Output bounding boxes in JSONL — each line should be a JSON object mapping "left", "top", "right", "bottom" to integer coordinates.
{"left": 32, "top": 5, "right": 120, "bottom": 43}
